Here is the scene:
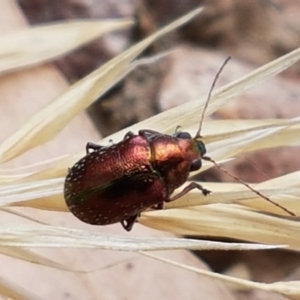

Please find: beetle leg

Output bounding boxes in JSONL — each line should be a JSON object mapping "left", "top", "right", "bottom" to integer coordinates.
{"left": 139, "top": 129, "right": 162, "bottom": 139}
{"left": 86, "top": 142, "right": 106, "bottom": 154}
{"left": 151, "top": 202, "right": 164, "bottom": 210}
{"left": 124, "top": 131, "right": 135, "bottom": 139}
{"left": 167, "top": 182, "right": 211, "bottom": 202}
{"left": 174, "top": 125, "right": 182, "bottom": 134}
{"left": 121, "top": 214, "right": 139, "bottom": 231}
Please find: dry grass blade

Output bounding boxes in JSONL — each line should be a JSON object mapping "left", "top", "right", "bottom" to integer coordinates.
{"left": 11, "top": 194, "right": 67, "bottom": 212}
{"left": 0, "top": 7, "right": 203, "bottom": 164}
{"left": 94, "top": 46, "right": 300, "bottom": 137}
{"left": 192, "top": 118, "right": 300, "bottom": 162}
{"left": 162, "top": 178, "right": 299, "bottom": 215}
{"left": 140, "top": 204, "right": 300, "bottom": 250}
{"left": 0, "top": 155, "right": 68, "bottom": 184}
{"left": 142, "top": 252, "right": 300, "bottom": 300}
{"left": 15, "top": 47, "right": 300, "bottom": 182}
{"left": 242, "top": 171, "right": 300, "bottom": 214}
{"left": 0, "top": 275, "right": 42, "bottom": 300}
{"left": 10, "top": 117, "right": 295, "bottom": 181}
{"left": 0, "top": 246, "right": 81, "bottom": 272}
{"left": 0, "top": 224, "right": 284, "bottom": 251}
{"left": 2, "top": 117, "right": 298, "bottom": 214}
{"left": 202, "top": 118, "right": 300, "bottom": 144}
{"left": 3, "top": 172, "right": 298, "bottom": 213}
{"left": 5, "top": 169, "right": 299, "bottom": 216}
{"left": 267, "top": 282, "right": 300, "bottom": 300}
{"left": 8, "top": 111, "right": 296, "bottom": 191}
{"left": 0, "top": 19, "right": 133, "bottom": 74}
{"left": 0, "top": 178, "right": 64, "bottom": 205}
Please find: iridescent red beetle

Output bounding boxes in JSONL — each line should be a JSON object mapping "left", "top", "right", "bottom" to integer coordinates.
{"left": 64, "top": 58, "right": 294, "bottom": 231}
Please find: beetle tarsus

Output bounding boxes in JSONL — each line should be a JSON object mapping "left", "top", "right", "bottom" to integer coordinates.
{"left": 152, "top": 202, "right": 164, "bottom": 210}
{"left": 86, "top": 142, "right": 105, "bottom": 154}
{"left": 121, "top": 214, "right": 139, "bottom": 231}
{"left": 167, "top": 182, "right": 211, "bottom": 202}
{"left": 124, "top": 131, "right": 135, "bottom": 139}
{"left": 139, "top": 129, "right": 162, "bottom": 139}
{"left": 202, "top": 188, "right": 211, "bottom": 196}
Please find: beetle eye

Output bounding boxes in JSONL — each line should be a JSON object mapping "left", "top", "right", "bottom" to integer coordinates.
{"left": 190, "top": 159, "right": 202, "bottom": 171}
{"left": 176, "top": 132, "right": 192, "bottom": 139}
{"left": 197, "top": 141, "right": 206, "bottom": 155}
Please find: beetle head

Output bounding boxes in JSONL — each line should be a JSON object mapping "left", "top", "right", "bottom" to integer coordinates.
{"left": 174, "top": 131, "right": 206, "bottom": 156}
{"left": 174, "top": 130, "right": 206, "bottom": 172}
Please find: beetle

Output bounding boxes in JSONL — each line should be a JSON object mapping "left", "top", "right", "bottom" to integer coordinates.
{"left": 64, "top": 129, "right": 210, "bottom": 231}
{"left": 64, "top": 57, "right": 294, "bottom": 231}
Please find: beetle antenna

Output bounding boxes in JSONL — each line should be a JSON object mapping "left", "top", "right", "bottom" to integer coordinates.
{"left": 202, "top": 156, "right": 295, "bottom": 216}
{"left": 195, "top": 56, "right": 231, "bottom": 138}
